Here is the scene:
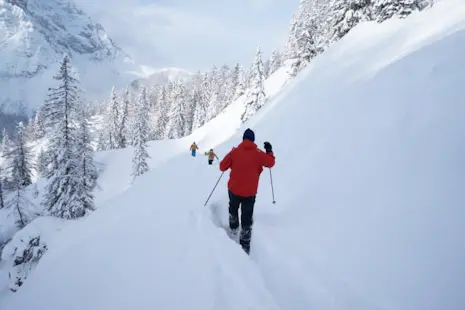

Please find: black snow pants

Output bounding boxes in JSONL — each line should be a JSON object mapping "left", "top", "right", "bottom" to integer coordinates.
{"left": 208, "top": 159, "right": 213, "bottom": 165}
{"left": 228, "top": 190, "right": 256, "bottom": 253}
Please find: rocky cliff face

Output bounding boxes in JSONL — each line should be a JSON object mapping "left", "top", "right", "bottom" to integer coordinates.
{"left": 0, "top": 0, "right": 137, "bottom": 114}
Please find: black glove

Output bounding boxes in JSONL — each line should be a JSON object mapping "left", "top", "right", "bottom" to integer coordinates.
{"left": 264, "top": 142, "right": 272, "bottom": 153}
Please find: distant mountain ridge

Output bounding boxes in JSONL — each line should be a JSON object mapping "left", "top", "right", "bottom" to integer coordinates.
{"left": 130, "top": 68, "right": 194, "bottom": 89}
{"left": 0, "top": 0, "right": 139, "bottom": 114}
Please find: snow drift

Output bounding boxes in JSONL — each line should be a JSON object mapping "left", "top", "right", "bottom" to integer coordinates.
{"left": 1, "top": 0, "right": 465, "bottom": 309}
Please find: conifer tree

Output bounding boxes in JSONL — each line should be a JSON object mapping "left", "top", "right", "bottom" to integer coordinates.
{"left": 75, "top": 113, "right": 97, "bottom": 211}
{"left": 36, "top": 148, "right": 48, "bottom": 178}
{"left": 286, "top": 0, "right": 330, "bottom": 74}
{"left": 105, "top": 87, "right": 120, "bottom": 149}
{"left": 153, "top": 86, "right": 170, "bottom": 140}
{"left": 10, "top": 122, "right": 33, "bottom": 189}
{"left": 216, "top": 64, "right": 231, "bottom": 110}
{"left": 269, "top": 49, "right": 282, "bottom": 75}
{"left": 167, "top": 82, "right": 188, "bottom": 139}
{"left": 242, "top": 47, "right": 266, "bottom": 122}
{"left": 229, "top": 63, "right": 242, "bottom": 101}
{"left": 328, "top": 0, "right": 373, "bottom": 43}
{"left": 1, "top": 128, "right": 10, "bottom": 155}
{"left": 131, "top": 87, "right": 151, "bottom": 179}
{"left": 192, "top": 73, "right": 210, "bottom": 129}
{"left": 42, "top": 56, "right": 91, "bottom": 219}
{"left": 189, "top": 86, "right": 202, "bottom": 132}
{"left": 25, "top": 118, "right": 35, "bottom": 139}
{"left": 117, "top": 87, "right": 130, "bottom": 148}
{"left": 7, "top": 126, "right": 35, "bottom": 228}
{"left": 235, "top": 64, "right": 247, "bottom": 99}
{"left": 0, "top": 168, "right": 4, "bottom": 210}
{"left": 97, "top": 131, "right": 109, "bottom": 151}
{"left": 372, "top": 0, "right": 424, "bottom": 22}
{"left": 33, "top": 108, "right": 45, "bottom": 139}
{"left": 205, "top": 66, "right": 220, "bottom": 122}
{"left": 7, "top": 177, "right": 34, "bottom": 229}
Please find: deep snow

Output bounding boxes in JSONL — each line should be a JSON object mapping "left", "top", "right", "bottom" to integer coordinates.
{"left": 1, "top": 0, "right": 465, "bottom": 309}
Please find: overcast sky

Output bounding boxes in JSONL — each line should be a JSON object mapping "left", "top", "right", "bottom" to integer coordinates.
{"left": 78, "top": 0, "right": 297, "bottom": 72}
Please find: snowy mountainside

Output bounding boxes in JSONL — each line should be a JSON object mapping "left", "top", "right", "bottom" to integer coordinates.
{"left": 0, "top": 0, "right": 138, "bottom": 114}
{"left": 0, "top": 61, "right": 291, "bottom": 249}
{"left": 1, "top": 0, "right": 465, "bottom": 308}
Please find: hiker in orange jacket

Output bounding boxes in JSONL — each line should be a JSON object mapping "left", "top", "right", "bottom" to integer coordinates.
{"left": 190, "top": 142, "right": 199, "bottom": 157}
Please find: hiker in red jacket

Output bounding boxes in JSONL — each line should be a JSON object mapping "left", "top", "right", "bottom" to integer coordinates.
{"left": 219, "top": 128, "right": 275, "bottom": 254}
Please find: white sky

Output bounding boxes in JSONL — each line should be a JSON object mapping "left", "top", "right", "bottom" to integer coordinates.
{"left": 77, "top": 0, "right": 298, "bottom": 71}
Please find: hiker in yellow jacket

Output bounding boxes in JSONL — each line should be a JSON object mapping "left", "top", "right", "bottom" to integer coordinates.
{"left": 205, "top": 149, "right": 219, "bottom": 165}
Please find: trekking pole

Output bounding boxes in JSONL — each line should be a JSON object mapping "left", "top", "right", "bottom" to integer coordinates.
{"left": 204, "top": 171, "right": 225, "bottom": 206}
{"left": 269, "top": 168, "right": 276, "bottom": 204}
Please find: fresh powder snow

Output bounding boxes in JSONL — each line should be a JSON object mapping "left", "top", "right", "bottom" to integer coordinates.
{"left": 1, "top": 0, "right": 465, "bottom": 309}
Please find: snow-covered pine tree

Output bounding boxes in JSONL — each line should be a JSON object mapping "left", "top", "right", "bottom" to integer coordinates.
{"left": 146, "top": 85, "right": 163, "bottom": 141}
{"left": 25, "top": 118, "right": 35, "bottom": 140}
{"left": 1, "top": 128, "right": 10, "bottom": 155}
{"left": 147, "top": 84, "right": 160, "bottom": 110}
{"left": 0, "top": 168, "right": 4, "bottom": 209}
{"left": 372, "top": 0, "right": 424, "bottom": 22}
{"left": 116, "top": 87, "right": 130, "bottom": 148}
{"left": 216, "top": 64, "right": 231, "bottom": 111}
{"left": 328, "top": 0, "right": 373, "bottom": 43}
{"left": 285, "top": 8, "right": 298, "bottom": 61}
{"left": 191, "top": 73, "right": 210, "bottom": 130}
{"left": 7, "top": 131, "right": 35, "bottom": 228}
{"left": 75, "top": 112, "right": 97, "bottom": 211}
{"left": 167, "top": 82, "right": 188, "bottom": 139}
{"left": 241, "top": 47, "right": 266, "bottom": 122}
{"left": 131, "top": 87, "right": 151, "bottom": 179}
{"left": 228, "top": 63, "right": 241, "bottom": 101}
{"left": 235, "top": 64, "right": 247, "bottom": 99}
{"left": 42, "top": 56, "right": 91, "bottom": 219}
{"left": 286, "top": 0, "right": 331, "bottom": 74}
{"left": 33, "top": 108, "right": 45, "bottom": 139}
{"left": 191, "top": 70, "right": 203, "bottom": 87}
{"left": 152, "top": 86, "right": 169, "bottom": 140}
{"left": 36, "top": 148, "right": 48, "bottom": 179}
{"left": 42, "top": 86, "right": 59, "bottom": 131}
{"left": 183, "top": 86, "right": 197, "bottom": 135}
{"left": 10, "top": 122, "right": 33, "bottom": 189}
{"left": 205, "top": 66, "right": 220, "bottom": 122}
{"left": 97, "top": 130, "right": 109, "bottom": 151}
{"left": 190, "top": 85, "right": 204, "bottom": 131}
{"left": 105, "top": 87, "right": 120, "bottom": 149}
{"left": 7, "top": 177, "right": 34, "bottom": 229}
{"left": 269, "top": 49, "right": 283, "bottom": 75}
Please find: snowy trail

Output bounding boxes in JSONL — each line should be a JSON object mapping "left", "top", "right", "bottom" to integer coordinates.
{"left": 202, "top": 162, "right": 377, "bottom": 310}
{"left": 252, "top": 217, "right": 388, "bottom": 310}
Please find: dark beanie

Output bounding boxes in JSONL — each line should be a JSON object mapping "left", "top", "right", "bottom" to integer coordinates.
{"left": 243, "top": 128, "right": 255, "bottom": 142}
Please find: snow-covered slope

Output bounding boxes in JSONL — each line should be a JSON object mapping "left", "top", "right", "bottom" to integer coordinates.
{"left": 0, "top": 0, "right": 138, "bottom": 113}
{"left": 2, "top": 0, "right": 465, "bottom": 309}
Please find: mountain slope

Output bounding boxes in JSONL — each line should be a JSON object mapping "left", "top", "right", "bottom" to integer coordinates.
{"left": 0, "top": 0, "right": 138, "bottom": 113}
{"left": 1, "top": 0, "right": 465, "bottom": 309}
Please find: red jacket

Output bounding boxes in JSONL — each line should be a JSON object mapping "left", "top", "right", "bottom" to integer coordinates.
{"left": 219, "top": 140, "right": 275, "bottom": 197}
